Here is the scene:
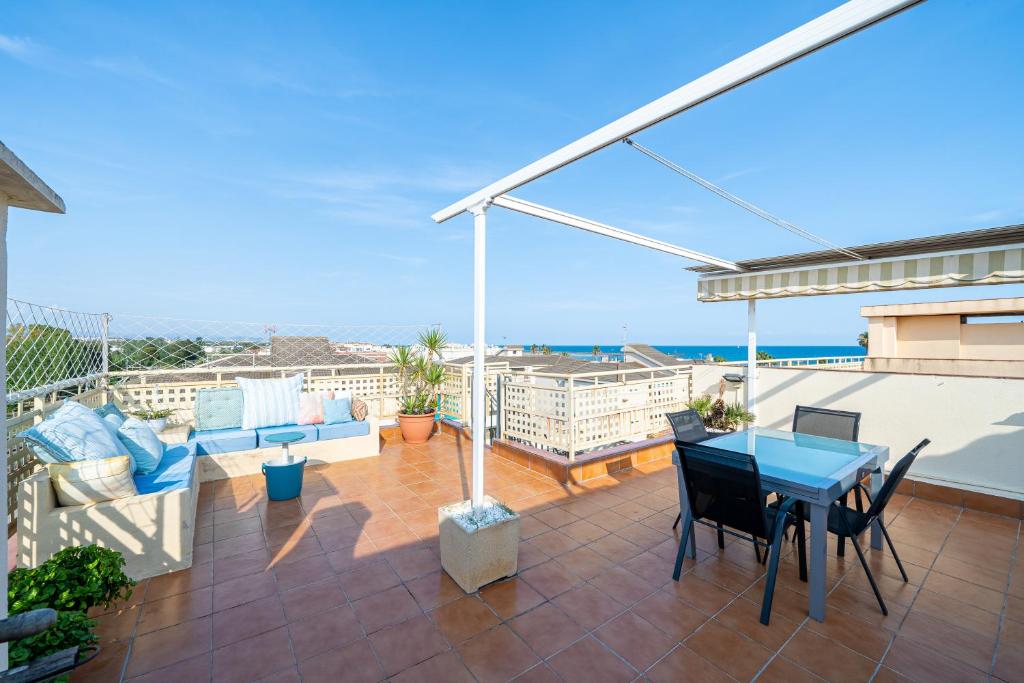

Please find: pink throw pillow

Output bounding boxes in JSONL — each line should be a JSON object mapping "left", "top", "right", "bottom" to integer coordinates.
{"left": 297, "top": 390, "right": 333, "bottom": 425}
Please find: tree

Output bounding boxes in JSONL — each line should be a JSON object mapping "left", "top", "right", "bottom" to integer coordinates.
{"left": 541, "top": 344, "right": 552, "bottom": 355}
{"left": 6, "top": 324, "right": 100, "bottom": 392}
{"left": 756, "top": 350, "right": 774, "bottom": 361}
{"left": 591, "top": 345, "right": 601, "bottom": 356}
{"left": 858, "top": 331, "right": 869, "bottom": 349}
{"left": 529, "top": 344, "right": 538, "bottom": 353}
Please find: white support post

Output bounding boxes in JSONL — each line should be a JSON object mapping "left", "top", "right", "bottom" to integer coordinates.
{"left": 0, "top": 197, "right": 8, "bottom": 670}
{"left": 101, "top": 313, "right": 111, "bottom": 403}
{"left": 747, "top": 300, "right": 757, "bottom": 421}
{"left": 470, "top": 201, "right": 490, "bottom": 508}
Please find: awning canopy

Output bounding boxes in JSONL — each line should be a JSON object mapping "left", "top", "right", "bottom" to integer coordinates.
{"left": 692, "top": 225, "right": 1024, "bottom": 302}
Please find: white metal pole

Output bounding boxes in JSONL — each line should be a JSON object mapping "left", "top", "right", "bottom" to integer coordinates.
{"left": 470, "top": 201, "right": 489, "bottom": 508}
{"left": 747, "top": 299, "right": 757, "bottom": 422}
{"left": 0, "top": 197, "right": 8, "bottom": 670}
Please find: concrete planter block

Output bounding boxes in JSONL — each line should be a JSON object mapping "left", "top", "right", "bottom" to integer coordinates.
{"left": 438, "top": 496, "right": 520, "bottom": 593}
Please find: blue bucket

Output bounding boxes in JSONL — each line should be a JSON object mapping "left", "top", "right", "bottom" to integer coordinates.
{"left": 262, "top": 455, "right": 307, "bottom": 501}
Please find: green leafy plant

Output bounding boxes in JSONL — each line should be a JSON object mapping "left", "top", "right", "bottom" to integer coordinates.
{"left": 8, "top": 546, "right": 135, "bottom": 669}
{"left": 686, "top": 393, "right": 754, "bottom": 431}
{"left": 756, "top": 350, "right": 774, "bottom": 361}
{"left": 686, "top": 394, "right": 714, "bottom": 419}
{"left": 858, "top": 330, "right": 869, "bottom": 349}
{"left": 391, "top": 328, "right": 448, "bottom": 415}
{"left": 7, "top": 611, "right": 97, "bottom": 670}
{"left": 129, "top": 407, "right": 174, "bottom": 420}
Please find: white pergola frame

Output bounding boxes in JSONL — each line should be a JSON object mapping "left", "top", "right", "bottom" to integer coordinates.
{"left": 433, "top": 0, "right": 924, "bottom": 513}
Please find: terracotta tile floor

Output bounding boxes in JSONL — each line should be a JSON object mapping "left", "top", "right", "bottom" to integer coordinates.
{"left": 74, "top": 434, "right": 1022, "bottom": 682}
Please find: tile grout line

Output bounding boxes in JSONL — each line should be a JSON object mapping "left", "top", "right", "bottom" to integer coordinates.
{"left": 988, "top": 516, "right": 1021, "bottom": 679}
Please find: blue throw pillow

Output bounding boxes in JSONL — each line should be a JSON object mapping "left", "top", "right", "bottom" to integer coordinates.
{"left": 98, "top": 413, "right": 136, "bottom": 473}
{"left": 116, "top": 418, "right": 164, "bottom": 475}
{"left": 19, "top": 401, "right": 130, "bottom": 464}
{"left": 95, "top": 403, "right": 126, "bottom": 421}
{"left": 194, "top": 387, "right": 244, "bottom": 431}
{"left": 323, "top": 397, "right": 353, "bottom": 425}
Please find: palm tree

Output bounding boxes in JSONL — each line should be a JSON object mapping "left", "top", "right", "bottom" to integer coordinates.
{"left": 541, "top": 344, "right": 552, "bottom": 355}
{"left": 858, "top": 331, "right": 869, "bottom": 349}
{"left": 416, "top": 328, "right": 448, "bottom": 431}
{"left": 591, "top": 345, "right": 601, "bottom": 356}
{"left": 529, "top": 344, "right": 538, "bottom": 353}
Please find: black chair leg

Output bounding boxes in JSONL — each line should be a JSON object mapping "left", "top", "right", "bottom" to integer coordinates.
{"left": 672, "top": 512, "right": 681, "bottom": 531}
{"left": 752, "top": 537, "right": 762, "bottom": 564}
{"left": 880, "top": 522, "right": 909, "bottom": 583}
{"left": 795, "top": 502, "right": 808, "bottom": 582}
{"left": 716, "top": 523, "right": 725, "bottom": 549}
{"left": 850, "top": 532, "right": 888, "bottom": 616}
{"left": 759, "top": 516, "right": 790, "bottom": 625}
{"left": 672, "top": 513, "right": 693, "bottom": 581}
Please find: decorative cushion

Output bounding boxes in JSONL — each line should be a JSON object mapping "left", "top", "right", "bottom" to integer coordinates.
{"left": 116, "top": 418, "right": 165, "bottom": 475}
{"left": 236, "top": 374, "right": 304, "bottom": 430}
{"left": 323, "top": 397, "right": 353, "bottom": 425}
{"left": 48, "top": 455, "right": 138, "bottom": 506}
{"left": 297, "top": 390, "right": 334, "bottom": 425}
{"left": 94, "top": 403, "right": 126, "bottom": 421}
{"left": 99, "top": 413, "right": 135, "bottom": 473}
{"left": 351, "top": 397, "right": 368, "bottom": 421}
{"left": 195, "top": 387, "right": 244, "bottom": 431}
{"left": 19, "top": 401, "right": 130, "bottom": 464}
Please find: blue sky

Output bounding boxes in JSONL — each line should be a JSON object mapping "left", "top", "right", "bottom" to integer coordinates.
{"left": 2, "top": 1, "right": 1022, "bottom": 345}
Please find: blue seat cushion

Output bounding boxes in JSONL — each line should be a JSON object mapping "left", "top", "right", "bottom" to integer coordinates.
{"left": 134, "top": 441, "right": 197, "bottom": 495}
{"left": 194, "top": 427, "right": 258, "bottom": 455}
{"left": 256, "top": 424, "right": 318, "bottom": 449}
{"left": 315, "top": 421, "right": 370, "bottom": 441}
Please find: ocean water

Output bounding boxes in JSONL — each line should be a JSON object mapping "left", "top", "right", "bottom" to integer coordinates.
{"left": 534, "top": 345, "right": 865, "bottom": 363}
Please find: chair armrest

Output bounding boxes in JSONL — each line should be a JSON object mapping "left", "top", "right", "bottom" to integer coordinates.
{"left": 0, "top": 609, "right": 56, "bottom": 643}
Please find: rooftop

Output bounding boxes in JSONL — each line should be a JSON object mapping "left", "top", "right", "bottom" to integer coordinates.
{"left": 72, "top": 433, "right": 1022, "bottom": 683}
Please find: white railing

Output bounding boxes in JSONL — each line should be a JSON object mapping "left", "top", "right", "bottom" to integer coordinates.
{"left": 108, "top": 364, "right": 405, "bottom": 425}
{"left": 720, "top": 355, "right": 865, "bottom": 369}
{"left": 500, "top": 364, "right": 693, "bottom": 460}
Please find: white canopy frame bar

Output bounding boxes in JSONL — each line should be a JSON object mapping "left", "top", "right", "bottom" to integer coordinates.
{"left": 492, "top": 195, "right": 742, "bottom": 272}
{"left": 432, "top": 0, "right": 923, "bottom": 224}
{"left": 622, "top": 138, "right": 865, "bottom": 260}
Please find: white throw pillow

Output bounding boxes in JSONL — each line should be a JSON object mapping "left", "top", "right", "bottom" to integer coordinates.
{"left": 48, "top": 456, "right": 138, "bottom": 507}
{"left": 236, "top": 373, "right": 304, "bottom": 430}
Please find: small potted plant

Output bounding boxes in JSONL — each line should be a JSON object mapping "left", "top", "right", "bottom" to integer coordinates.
{"left": 390, "top": 329, "right": 447, "bottom": 444}
{"left": 438, "top": 496, "right": 520, "bottom": 593}
{"left": 687, "top": 380, "right": 755, "bottom": 433}
{"left": 129, "top": 407, "right": 174, "bottom": 433}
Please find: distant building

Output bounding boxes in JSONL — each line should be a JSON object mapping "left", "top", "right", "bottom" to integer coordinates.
{"left": 621, "top": 343, "right": 683, "bottom": 368}
{"left": 499, "top": 344, "right": 524, "bottom": 356}
{"left": 862, "top": 297, "right": 1024, "bottom": 377}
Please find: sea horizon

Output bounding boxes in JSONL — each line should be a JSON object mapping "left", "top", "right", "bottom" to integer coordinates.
{"left": 522, "top": 344, "right": 865, "bottom": 363}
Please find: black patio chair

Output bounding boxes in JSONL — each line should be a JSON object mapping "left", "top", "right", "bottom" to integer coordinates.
{"left": 790, "top": 438, "right": 930, "bottom": 616}
{"left": 666, "top": 410, "right": 711, "bottom": 532}
{"left": 792, "top": 405, "right": 862, "bottom": 556}
{"left": 672, "top": 440, "right": 806, "bottom": 625}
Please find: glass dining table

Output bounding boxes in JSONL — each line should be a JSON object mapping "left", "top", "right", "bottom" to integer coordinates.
{"left": 672, "top": 426, "right": 890, "bottom": 622}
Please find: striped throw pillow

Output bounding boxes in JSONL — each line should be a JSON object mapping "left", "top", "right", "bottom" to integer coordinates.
{"left": 48, "top": 455, "right": 138, "bottom": 506}
{"left": 236, "top": 373, "right": 304, "bottom": 430}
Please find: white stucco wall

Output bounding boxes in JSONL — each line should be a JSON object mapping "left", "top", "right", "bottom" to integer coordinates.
{"left": 692, "top": 364, "right": 1024, "bottom": 500}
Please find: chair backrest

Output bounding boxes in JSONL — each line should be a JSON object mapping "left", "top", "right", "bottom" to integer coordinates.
{"left": 676, "top": 441, "right": 769, "bottom": 540}
{"left": 866, "top": 439, "right": 931, "bottom": 520}
{"left": 666, "top": 409, "right": 709, "bottom": 443}
{"left": 793, "top": 405, "right": 861, "bottom": 442}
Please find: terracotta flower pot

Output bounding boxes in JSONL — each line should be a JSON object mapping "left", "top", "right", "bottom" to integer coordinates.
{"left": 397, "top": 410, "right": 436, "bottom": 444}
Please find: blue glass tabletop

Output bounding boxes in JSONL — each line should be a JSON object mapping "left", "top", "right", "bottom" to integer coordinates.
{"left": 701, "top": 427, "right": 883, "bottom": 492}
{"left": 263, "top": 431, "right": 306, "bottom": 444}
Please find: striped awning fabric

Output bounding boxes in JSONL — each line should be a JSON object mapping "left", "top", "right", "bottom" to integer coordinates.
{"left": 697, "top": 245, "right": 1024, "bottom": 302}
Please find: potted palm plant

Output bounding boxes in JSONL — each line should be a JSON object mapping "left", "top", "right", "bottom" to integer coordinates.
{"left": 390, "top": 329, "right": 447, "bottom": 444}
